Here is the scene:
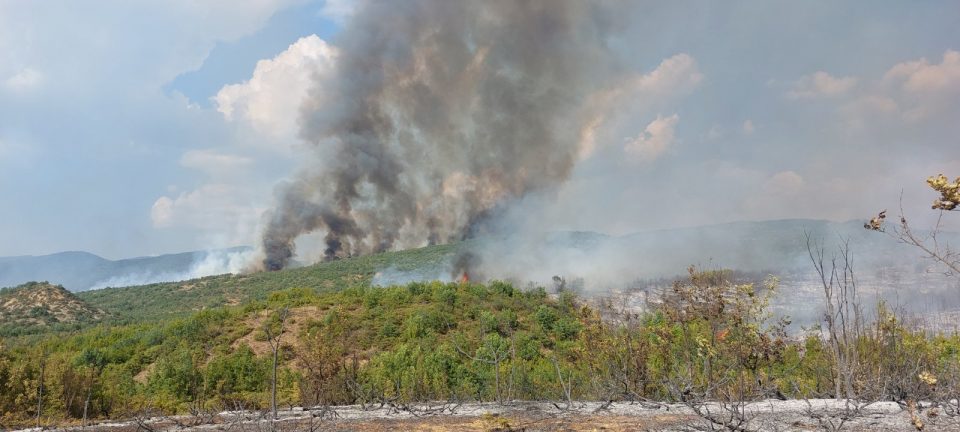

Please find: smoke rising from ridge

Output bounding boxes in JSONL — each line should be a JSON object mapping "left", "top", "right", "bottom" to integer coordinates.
{"left": 90, "top": 248, "right": 254, "bottom": 290}
{"left": 260, "top": 0, "right": 632, "bottom": 270}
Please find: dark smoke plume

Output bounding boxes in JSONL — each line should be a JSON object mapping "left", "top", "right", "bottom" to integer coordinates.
{"left": 451, "top": 250, "right": 482, "bottom": 282}
{"left": 261, "top": 0, "right": 631, "bottom": 270}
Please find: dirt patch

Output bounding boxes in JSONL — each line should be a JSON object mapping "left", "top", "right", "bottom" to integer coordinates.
{"left": 133, "top": 362, "right": 155, "bottom": 384}
{"left": 231, "top": 306, "right": 322, "bottom": 358}
{"left": 0, "top": 282, "right": 105, "bottom": 327}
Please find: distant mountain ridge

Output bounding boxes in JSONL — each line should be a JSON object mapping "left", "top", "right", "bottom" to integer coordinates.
{"left": 0, "top": 247, "right": 251, "bottom": 292}
{"left": 3, "top": 218, "right": 957, "bottom": 294}
{"left": 23, "top": 218, "right": 947, "bottom": 325}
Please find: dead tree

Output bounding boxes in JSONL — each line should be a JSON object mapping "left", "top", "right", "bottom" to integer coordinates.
{"left": 550, "top": 355, "right": 573, "bottom": 410}
{"left": 806, "top": 233, "right": 862, "bottom": 400}
{"left": 264, "top": 306, "right": 291, "bottom": 420}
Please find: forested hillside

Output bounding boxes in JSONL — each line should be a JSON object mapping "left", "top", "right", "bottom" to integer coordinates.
{"left": 71, "top": 219, "right": 960, "bottom": 326}
{"left": 2, "top": 269, "right": 960, "bottom": 428}
{"left": 76, "top": 243, "right": 458, "bottom": 323}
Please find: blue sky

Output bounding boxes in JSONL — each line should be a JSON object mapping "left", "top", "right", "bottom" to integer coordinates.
{"left": 1, "top": 1, "right": 958, "bottom": 259}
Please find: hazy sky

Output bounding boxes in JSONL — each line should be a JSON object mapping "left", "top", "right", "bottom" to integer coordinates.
{"left": 1, "top": 1, "right": 958, "bottom": 259}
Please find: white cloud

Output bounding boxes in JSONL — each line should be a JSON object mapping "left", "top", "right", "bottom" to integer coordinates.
{"left": 180, "top": 149, "right": 253, "bottom": 177}
{"left": 840, "top": 95, "right": 898, "bottom": 128}
{"left": 150, "top": 32, "right": 334, "bottom": 255}
{"left": 3, "top": 68, "right": 42, "bottom": 91}
{"left": 882, "top": 50, "right": 960, "bottom": 122}
{"left": 320, "top": 0, "right": 357, "bottom": 23}
{"left": 737, "top": 167, "right": 926, "bottom": 223}
{"left": 845, "top": 95, "right": 898, "bottom": 114}
{"left": 885, "top": 50, "right": 960, "bottom": 95}
{"left": 624, "top": 114, "right": 679, "bottom": 163}
{"left": 150, "top": 196, "right": 175, "bottom": 227}
{"left": 0, "top": 0, "right": 311, "bottom": 258}
{"left": 584, "top": 53, "right": 702, "bottom": 116}
{"left": 151, "top": 184, "right": 265, "bottom": 236}
{"left": 630, "top": 53, "right": 704, "bottom": 96}
{"left": 764, "top": 170, "right": 805, "bottom": 194}
{"left": 793, "top": 50, "right": 960, "bottom": 127}
{"left": 578, "top": 54, "right": 701, "bottom": 159}
{"left": 0, "top": 1, "right": 306, "bottom": 93}
{"left": 787, "top": 71, "right": 857, "bottom": 99}
{"left": 215, "top": 34, "right": 337, "bottom": 144}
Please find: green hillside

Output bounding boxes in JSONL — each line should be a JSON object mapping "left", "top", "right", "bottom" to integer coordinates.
{"left": 55, "top": 219, "right": 960, "bottom": 325}
{"left": 76, "top": 243, "right": 459, "bottom": 323}
{"left": 2, "top": 269, "right": 958, "bottom": 429}
{"left": 0, "top": 279, "right": 608, "bottom": 425}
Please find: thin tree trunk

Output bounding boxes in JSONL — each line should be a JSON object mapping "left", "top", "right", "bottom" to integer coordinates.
{"left": 552, "top": 356, "right": 572, "bottom": 408}
{"left": 83, "top": 386, "right": 92, "bottom": 428}
{"left": 494, "top": 358, "right": 501, "bottom": 404}
{"left": 265, "top": 306, "right": 288, "bottom": 422}
{"left": 507, "top": 333, "right": 516, "bottom": 401}
{"left": 36, "top": 358, "right": 45, "bottom": 428}
{"left": 272, "top": 347, "right": 279, "bottom": 420}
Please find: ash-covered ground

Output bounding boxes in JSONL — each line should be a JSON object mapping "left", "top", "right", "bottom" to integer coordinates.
{"left": 21, "top": 400, "right": 960, "bottom": 432}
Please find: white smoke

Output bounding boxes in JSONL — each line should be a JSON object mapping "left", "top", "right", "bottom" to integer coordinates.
{"left": 90, "top": 248, "right": 255, "bottom": 289}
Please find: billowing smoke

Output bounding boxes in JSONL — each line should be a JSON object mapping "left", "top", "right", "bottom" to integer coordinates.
{"left": 260, "top": 0, "right": 631, "bottom": 270}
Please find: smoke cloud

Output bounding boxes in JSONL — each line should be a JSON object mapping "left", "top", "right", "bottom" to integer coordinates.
{"left": 90, "top": 248, "right": 255, "bottom": 290}
{"left": 260, "top": 0, "right": 633, "bottom": 270}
